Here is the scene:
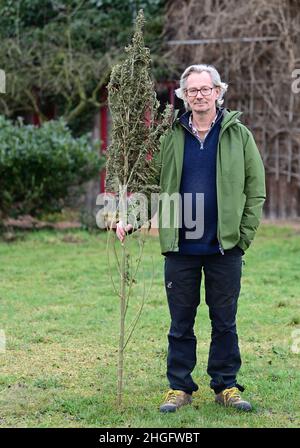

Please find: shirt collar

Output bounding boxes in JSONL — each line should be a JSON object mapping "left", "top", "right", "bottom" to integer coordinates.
{"left": 188, "top": 109, "right": 220, "bottom": 133}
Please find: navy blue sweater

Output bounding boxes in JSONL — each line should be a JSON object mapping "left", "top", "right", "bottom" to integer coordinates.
{"left": 178, "top": 109, "right": 223, "bottom": 255}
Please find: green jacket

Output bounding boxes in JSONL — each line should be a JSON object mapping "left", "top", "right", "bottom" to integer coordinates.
{"left": 153, "top": 109, "right": 266, "bottom": 254}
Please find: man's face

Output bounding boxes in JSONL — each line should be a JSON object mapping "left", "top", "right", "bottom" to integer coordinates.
{"left": 184, "top": 71, "right": 220, "bottom": 115}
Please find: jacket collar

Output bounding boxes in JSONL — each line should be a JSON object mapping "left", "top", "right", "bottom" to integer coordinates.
{"left": 172, "top": 108, "right": 242, "bottom": 129}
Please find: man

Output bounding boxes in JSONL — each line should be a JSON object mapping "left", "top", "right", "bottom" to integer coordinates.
{"left": 116, "top": 64, "right": 266, "bottom": 413}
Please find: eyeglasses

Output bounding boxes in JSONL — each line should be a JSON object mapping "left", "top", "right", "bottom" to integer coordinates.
{"left": 185, "top": 86, "right": 214, "bottom": 97}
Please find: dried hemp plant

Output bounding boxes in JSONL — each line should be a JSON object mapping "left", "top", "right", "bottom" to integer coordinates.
{"left": 105, "top": 9, "right": 172, "bottom": 406}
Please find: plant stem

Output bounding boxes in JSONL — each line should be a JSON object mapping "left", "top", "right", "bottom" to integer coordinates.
{"left": 117, "top": 240, "right": 126, "bottom": 406}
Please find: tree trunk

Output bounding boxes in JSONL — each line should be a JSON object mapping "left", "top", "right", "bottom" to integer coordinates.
{"left": 117, "top": 242, "right": 126, "bottom": 406}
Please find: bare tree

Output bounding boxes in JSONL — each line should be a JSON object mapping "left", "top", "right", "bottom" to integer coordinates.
{"left": 163, "top": 0, "right": 300, "bottom": 218}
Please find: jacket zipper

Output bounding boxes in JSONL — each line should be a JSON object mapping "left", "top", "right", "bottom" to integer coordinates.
{"left": 218, "top": 240, "right": 224, "bottom": 255}
{"left": 215, "top": 117, "right": 241, "bottom": 256}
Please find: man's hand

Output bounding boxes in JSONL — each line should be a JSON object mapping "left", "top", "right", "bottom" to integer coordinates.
{"left": 116, "top": 220, "right": 133, "bottom": 243}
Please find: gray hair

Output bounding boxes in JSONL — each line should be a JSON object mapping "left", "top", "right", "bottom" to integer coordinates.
{"left": 175, "top": 64, "right": 228, "bottom": 110}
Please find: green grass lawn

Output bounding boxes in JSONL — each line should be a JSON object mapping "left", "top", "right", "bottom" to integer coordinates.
{"left": 0, "top": 224, "right": 299, "bottom": 428}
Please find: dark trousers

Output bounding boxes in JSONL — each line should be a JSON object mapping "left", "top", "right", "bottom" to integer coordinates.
{"left": 164, "top": 246, "right": 244, "bottom": 395}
